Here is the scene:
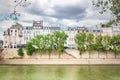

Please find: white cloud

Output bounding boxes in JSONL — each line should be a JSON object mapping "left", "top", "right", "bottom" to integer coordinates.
{"left": 0, "top": 0, "right": 112, "bottom": 40}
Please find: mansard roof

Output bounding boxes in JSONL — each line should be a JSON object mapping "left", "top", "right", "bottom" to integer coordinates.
{"left": 10, "top": 22, "right": 23, "bottom": 29}
{"left": 66, "top": 26, "right": 86, "bottom": 31}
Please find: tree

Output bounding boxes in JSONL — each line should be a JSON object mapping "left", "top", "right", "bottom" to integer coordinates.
{"left": 93, "top": 0, "right": 120, "bottom": 25}
{"left": 46, "top": 34, "right": 54, "bottom": 59}
{"left": 29, "top": 32, "right": 68, "bottom": 59}
{"left": 86, "top": 33, "right": 94, "bottom": 58}
{"left": 75, "top": 32, "right": 86, "bottom": 58}
{"left": 95, "top": 34, "right": 104, "bottom": 58}
{"left": 53, "top": 31, "right": 68, "bottom": 58}
{"left": 26, "top": 42, "right": 35, "bottom": 56}
{"left": 18, "top": 47, "right": 24, "bottom": 56}
{"left": 41, "top": 35, "right": 52, "bottom": 55}
{"left": 103, "top": 35, "right": 111, "bottom": 58}
{"left": 31, "top": 35, "right": 44, "bottom": 56}
{"left": 10, "top": 0, "right": 30, "bottom": 21}
{"left": 110, "top": 35, "right": 120, "bottom": 58}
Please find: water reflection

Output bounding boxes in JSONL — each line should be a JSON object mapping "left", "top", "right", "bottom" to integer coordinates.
{"left": 0, "top": 66, "right": 120, "bottom": 80}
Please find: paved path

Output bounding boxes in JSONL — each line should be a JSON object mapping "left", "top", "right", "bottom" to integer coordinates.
{"left": 0, "top": 59, "right": 120, "bottom": 65}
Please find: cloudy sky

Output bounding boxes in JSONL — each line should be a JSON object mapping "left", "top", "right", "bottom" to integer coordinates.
{"left": 0, "top": 0, "right": 111, "bottom": 40}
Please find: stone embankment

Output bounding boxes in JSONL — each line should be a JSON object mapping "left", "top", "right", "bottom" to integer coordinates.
{"left": 0, "top": 48, "right": 120, "bottom": 65}
{"left": 0, "top": 59, "right": 120, "bottom": 65}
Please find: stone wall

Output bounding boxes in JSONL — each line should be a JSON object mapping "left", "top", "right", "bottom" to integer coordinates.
{"left": 65, "top": 49, "right": 120, "bottom": 59}
{"left": 1, "top": 49, "right": 120, "bottom": 59}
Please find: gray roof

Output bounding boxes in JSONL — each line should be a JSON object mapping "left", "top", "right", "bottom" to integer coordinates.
{"left": 23, "top": 26, "right": 32, "bottom": 30}
{"left": 67, "top": 26, "right": 86, "bottom": 31}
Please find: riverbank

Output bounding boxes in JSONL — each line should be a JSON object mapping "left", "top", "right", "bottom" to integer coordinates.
{"left": 0, "top": 59, "right": 120, "bottom": 65}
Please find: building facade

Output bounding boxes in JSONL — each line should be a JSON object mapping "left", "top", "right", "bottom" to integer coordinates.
{"left": 3, "top": 21, "right": 61, "bottom": 48}
{"left": 3, "top": 25, "right": 23, "bottom": 48}
{"left": 3, "top": 20, "right": 119, "bottom": 49}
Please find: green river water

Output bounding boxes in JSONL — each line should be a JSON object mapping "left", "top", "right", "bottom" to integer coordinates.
{"left": 0, "top": 65, "right": 120, "bottom": 80}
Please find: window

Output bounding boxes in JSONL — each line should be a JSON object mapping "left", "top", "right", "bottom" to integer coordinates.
{"left": 26, "top": 37, "right": 28, "bottom": 40}
{"left": 11, "top": 30, "right": 13, "bottom": 32}
{"left": 15, "top": 30, "right": 17, "bottom": 32}
{"left": 86, "top": 30, "right": 88, "bottom": 32}
{"left": 97, "top": 30, "right": 100, "bottom": 32}
{"left": 93, "top": 30, "right": 96, "bottom": 32}
{"left": 24, "top": 31, "right": 26, "bottom": 33}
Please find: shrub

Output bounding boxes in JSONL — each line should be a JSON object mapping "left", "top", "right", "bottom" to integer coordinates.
{"left": 26, "top": 42, "right": 35, "bottom": 56}
{"left": 18, "top": 47, "right": 24, "bottom": 56}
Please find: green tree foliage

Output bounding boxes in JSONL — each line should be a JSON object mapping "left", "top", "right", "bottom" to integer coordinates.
{"left": 31, "top": 35, "right": 44, "bottom": 55}
{"left": 26, "top": 42, "right": 35, "bottom": 56}
{"left": 28, "top": 31, "right": 68, "bottom": 58}
{"left": 86, "top": 33, "right": 94, "bottom": 52}
{"left": 75, "top": 32, "right": 86, "bottom": 55}
{"left": 18, "top": 47, "right": 24, "bottom": 56}
{"left": 110, "top": 35, "right": 120, "bottom": 55}
{"left": 46, "top": 34, "right": 54, "bottom": 59}
{"left": 75, "top": 32, "right": 120, "bottom": 57}
{"left": 93, "top": 0, "right": 120, "bottom": 25}
{"left": 103, "top": 35, "right": 111, "bottom": 52}
{"left": 95, "top": 34, "right": 104, "bottom": 52}
{"left": 53, "top": 31, "right": 68, "bottom": 58}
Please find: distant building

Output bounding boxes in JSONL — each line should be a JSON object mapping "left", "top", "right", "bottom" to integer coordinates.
{"left": 22, "top": 21, "right": 61, "bottom": 45}
{"left": 3, "top": 21, "right": 61, "bottom": 48}
{"left": 3, "top": 20, "right": 111, "bottom": 49}
{"left": 3, "top": 23, "right": 23, "bottom": 48}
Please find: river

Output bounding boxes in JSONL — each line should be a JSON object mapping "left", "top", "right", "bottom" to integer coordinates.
{"left": 0, "top": 65, "right": 120, "bottom": 80}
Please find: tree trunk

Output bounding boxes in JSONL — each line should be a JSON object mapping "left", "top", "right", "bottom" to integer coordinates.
{"left": 89, "top": 52, "right": 91, "bottom": 59}
{"left": 80, "top": 51, "right": 82, "bottom": 59}
{"left": 49, "top": 53, "right": 51, "bottom": 59}
{"left": 115, "top": 53, "right": 116, "bottom": 59}
{"left": 59, "top": 54, "right": 61, "bottom": 59}
{"left": 98, "top": 51, "right": 99, "bottom": 59}
{"left": 106, "top": 52, "right": 108, "bottom": 59}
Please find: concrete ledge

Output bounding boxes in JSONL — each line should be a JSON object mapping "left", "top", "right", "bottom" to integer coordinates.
{"left": 0, "top": 59, "right": 120, "bottom": 65}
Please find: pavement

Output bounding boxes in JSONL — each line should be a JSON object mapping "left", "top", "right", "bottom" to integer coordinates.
{"left": 0, "top": 59, "right": 120, "bottom": 65}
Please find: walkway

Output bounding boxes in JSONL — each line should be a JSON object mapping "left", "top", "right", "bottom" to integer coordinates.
{"left": 0, "top": 59, "right": 120, "bottom": 65}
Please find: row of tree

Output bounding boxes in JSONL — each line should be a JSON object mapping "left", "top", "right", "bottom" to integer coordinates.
{"left": 26, "top": 31, "right": 68, "bottom": 58}
{"left": 75, "top": 33, "right": 120, "bottom": 58}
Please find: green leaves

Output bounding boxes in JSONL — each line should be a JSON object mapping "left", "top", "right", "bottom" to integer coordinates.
{"left": 75, "top": 32, "right": 120, "bottom": 54}
{"left": 18, "top": 47, "right": 24, "bottom": 56}
{"left": 93, "top": 0, "right": 120, "bottom": 25}
{"left": 26, "top": 31, "right": 68, "bottom": 57}
{"left": 86, "top": 33, "right": 94, "bottom": 52}
{"left": 110, "top": 35, "right": 120, "bottom": 54}
{"left": 75, "top": 32, "right": 87, "bottom": 54}
{"left": 26, "top": 42, "right": 35, "bottom": 56}
{"left": 53, "top": 31, "right": 68, "bottom": 55}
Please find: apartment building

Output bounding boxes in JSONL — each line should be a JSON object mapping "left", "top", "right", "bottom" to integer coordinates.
{"left": 3, "top": 20, "right": 107, "bottom": 48}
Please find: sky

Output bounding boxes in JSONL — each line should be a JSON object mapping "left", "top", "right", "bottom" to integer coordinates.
{"left": 0, "top": 0, "right": 112, "bottom": 40}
